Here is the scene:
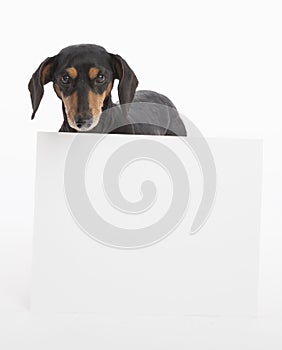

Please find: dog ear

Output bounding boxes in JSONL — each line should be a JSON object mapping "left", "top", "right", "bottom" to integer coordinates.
{"left": 111, "top": 54, "right": 138, "bottom": 105}
{"left": 28, "top": 56, "right": 57, "bottom": 120}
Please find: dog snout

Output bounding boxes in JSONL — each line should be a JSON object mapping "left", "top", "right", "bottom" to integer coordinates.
{"left": 74, "top": 114, "right": 93, "bottom": 130}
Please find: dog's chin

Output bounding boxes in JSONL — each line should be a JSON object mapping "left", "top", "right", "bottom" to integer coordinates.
{"left": 69, "top": 116, "right": 101, "bottom": 132}
{"left": 77, "top": 124, "right": 96, "bottom": 132}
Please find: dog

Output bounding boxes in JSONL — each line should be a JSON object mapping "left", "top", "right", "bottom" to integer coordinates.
{"left": 28, "top": 44, "right": 187, "bottom": 136}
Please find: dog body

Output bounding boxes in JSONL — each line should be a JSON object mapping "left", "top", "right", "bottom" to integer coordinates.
{"left": 29, "top": 44, "right": 186, "bottom": 136}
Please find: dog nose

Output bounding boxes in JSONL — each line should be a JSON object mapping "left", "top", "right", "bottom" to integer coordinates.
{"left": 74, "top": 114, "right": 93, "bottom": 129}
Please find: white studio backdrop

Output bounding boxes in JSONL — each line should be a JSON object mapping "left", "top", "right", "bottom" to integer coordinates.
{"left": 0, "top": 0, "right": 281, "bottom": 317}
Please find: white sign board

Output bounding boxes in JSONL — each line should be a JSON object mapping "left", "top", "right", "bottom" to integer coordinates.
{"left": 31, "top": 132, "right": 262, "bottom": 316}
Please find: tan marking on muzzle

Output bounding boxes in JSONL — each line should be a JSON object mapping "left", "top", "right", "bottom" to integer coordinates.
{"left": 61, "top": 91, "right": 78, "bottom": 129}
{"left": 89, "top": 67, "right": 99, "bottom": 80}
{"left": 66, "top": 67, "right": 78, "bottom": 79}
{"left": 88, "top": 82, "right": 113, "bottom": 118}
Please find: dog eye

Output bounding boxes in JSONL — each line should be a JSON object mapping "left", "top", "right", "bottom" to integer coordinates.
{"left": 61, "top": 73, "right": 70, "bottom": 84}
{"left": 95, "top": 73, "right": 105, "bottom": 84}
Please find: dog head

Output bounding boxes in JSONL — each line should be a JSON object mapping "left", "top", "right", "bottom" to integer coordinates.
{"left": 28, "top": 44, "right": 138, "bottom": 131}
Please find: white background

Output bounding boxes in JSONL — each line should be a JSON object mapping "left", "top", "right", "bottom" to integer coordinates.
{"left": 0, "top": 0, "right": 282, "bottom": 347}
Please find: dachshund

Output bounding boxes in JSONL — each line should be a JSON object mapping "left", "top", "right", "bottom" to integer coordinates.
{"left": 28, "top": 44, "right": 187, "bottom": 136}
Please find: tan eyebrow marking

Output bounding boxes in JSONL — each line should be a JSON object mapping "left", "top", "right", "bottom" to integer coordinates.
{"left": 89, "top": 67, "right": 99, "bottom": 80}
{"left": 66, "top": 67, "right": 78, "bottom": 79}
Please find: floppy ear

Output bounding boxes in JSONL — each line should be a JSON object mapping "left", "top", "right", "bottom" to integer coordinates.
{"left": 111, "top": 54, "right": 138, "bottom": 105}
{"left": 28, "top": 56, "right": 56, "bottom": 119}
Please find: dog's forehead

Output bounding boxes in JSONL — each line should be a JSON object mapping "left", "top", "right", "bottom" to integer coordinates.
{"left": 56, "top": 44, "right": 113, "bottom": 70}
